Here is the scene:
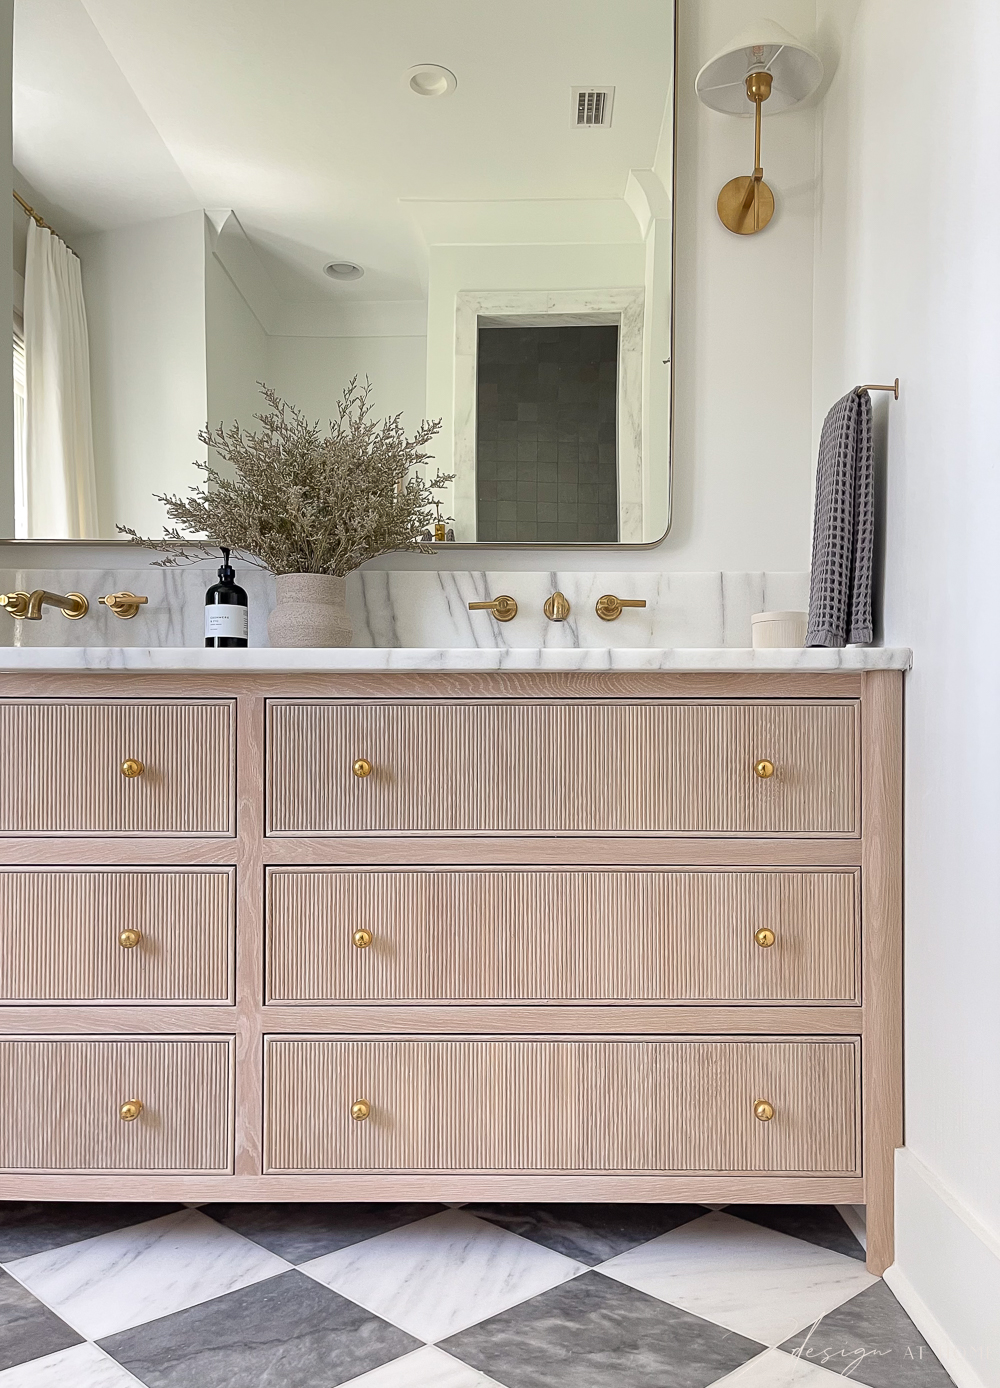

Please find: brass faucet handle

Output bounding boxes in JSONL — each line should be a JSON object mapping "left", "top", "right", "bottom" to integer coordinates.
{"left": 100, "top": 591, "right": 148, "bottom": 620}
{"left": 543, "top": 591, "right": 571, "bottom": 622}
{"left": 468, "top": 595, "right": 518, "bottom": 622}
{"left": 596, "top": 595, "right": 647, "bottom": 622}
{"left": 0, "top": 592, "right": 30, "bottom": 619}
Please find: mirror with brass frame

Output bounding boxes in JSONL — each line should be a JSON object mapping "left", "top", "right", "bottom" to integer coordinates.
{"left": 7, "top": 0, "right": 675, "bottom": 546}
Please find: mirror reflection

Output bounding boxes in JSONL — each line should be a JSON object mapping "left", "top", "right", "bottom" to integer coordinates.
{"left": 9, "top": 0, "right": 674, "bottom": 543}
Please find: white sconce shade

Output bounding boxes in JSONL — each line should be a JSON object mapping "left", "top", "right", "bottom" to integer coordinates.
{"left": 695, "top": 19, "right": 823, "bottom": 116}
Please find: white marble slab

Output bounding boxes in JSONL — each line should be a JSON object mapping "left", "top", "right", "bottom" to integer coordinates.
{"left": 0, "top": 1343, "right": 142, "bottom": 1388}
{"left": 339, "top": 1346, "right": 505, "bottom": 1388}
{"left": 0, "top": 645, "right": 912, "bottom": 672}
{"left": 598, "top": 1211, "right": 878, "bottom": 1348}
{"left": 300, "top": 1208, "right": 586, "bottom": 1344}
{"left": 5, "top": 1208, "right": 290, "bottom": 1341}
{"left": 709, "top": 1347, "right": 845, "bottom": 1386}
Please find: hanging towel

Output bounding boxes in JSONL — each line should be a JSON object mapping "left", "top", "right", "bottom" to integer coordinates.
{"left": 806, "top": 388, "right": 875, "bottom": 647}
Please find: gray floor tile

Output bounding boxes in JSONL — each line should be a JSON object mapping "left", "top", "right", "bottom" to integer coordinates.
{"left": 0, "top": 1202, "right": 184, "bottom": 1262}
{"left": 440, "top": 1269, "right": 765, "bottom": 1388}
{"left": 98, "top": 1268, "right": 421, "bottom": 1388}
{"left": 780, "top": 1281, "right": 955, "bottom": 1386}
{"left": 465, "top": 1203, "right": 707, "bottom": 1266}
{"left": 725, "top": 1205, "right": 866, "bottom": 1262}
{"left": 0, "top": 1266, "right": 83, "bottom": 1372}
{"left": 198, "top": 1202, "right": 446, "bottom": 1263}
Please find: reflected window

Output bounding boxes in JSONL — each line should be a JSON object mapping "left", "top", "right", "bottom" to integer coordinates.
{"left": 475, "top": 324, "right": 619, "bottom": 543}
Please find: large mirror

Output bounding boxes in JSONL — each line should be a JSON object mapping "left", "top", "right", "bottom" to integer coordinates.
{"left": 8, "top": 0, "right": 675, "bottom": 544}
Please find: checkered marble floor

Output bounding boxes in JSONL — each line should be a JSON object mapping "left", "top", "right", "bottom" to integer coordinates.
{"left": 0, "top": 1201, "right": 954, "bottom": 1387}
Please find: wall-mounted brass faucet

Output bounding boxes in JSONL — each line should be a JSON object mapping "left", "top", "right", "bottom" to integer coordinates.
{"left": 0, "top": 589, "right": 89, "bottom": 620}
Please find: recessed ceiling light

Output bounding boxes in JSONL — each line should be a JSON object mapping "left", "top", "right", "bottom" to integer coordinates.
{"left": 323, "top": 262, "right": 364, "bottom": 281}
{"left": 405, "top": 63, "right": 457, "bottom": 98}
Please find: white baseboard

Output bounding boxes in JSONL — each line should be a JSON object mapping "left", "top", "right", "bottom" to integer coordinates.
{"left": 887, "top": 1148, "right": 1000, "bottom": 1388}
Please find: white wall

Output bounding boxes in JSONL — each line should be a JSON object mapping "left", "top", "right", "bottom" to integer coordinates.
{"left": 205, "top": 235, "right": 266, "bottom": 462}
{"left": 814, "top": 2, "right": 1000, "bottom": 1382}
{"left": 77, "top": 210, "right": 207, "bottom": 538}
{"left": 265, "top": 335, "right": 427, "bottom": 438}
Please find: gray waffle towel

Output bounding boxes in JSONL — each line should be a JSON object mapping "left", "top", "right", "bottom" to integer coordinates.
{"left": 806, "top": 388, "right": 874, "bottom": 647}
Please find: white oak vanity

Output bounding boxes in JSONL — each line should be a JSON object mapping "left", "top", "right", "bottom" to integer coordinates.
{"left": 0, "top": 649, "right": 907, "bottom": 1275}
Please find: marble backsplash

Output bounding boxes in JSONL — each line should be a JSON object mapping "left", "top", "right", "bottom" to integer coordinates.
{"left": 0, "top": 564, "right": 810, "bottom": 650}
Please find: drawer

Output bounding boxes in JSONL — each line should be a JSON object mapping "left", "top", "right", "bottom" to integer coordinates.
{"left": 266, "top": 700, "right": 859, "bottom": 836}
{"left": 265, "top": 1037, "right": 860, "bottom": 1174}
{"left": 0, "top": 1038, "right": 233, "bottom": 1172}
{"left": 0, "top": 869, "right": 234, "bottom": 1003}
{"left": 0, "top": 700, "right": 234, "bottom": 835}
{"left": 267, "top": 868, "right": 859, "bottom": 1005}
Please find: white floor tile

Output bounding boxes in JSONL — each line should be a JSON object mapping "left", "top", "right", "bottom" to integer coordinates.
{"left": 0, "top": 1343, "right": 142, "bottom": 1387}
{"left": 300, "top": 1207, "right": 586, "bottom": 1343}
{"left": 338, "top": 1345, "right": 506, "bottom": 1388}
{"left": 5, "top": 1208, "right": 289, "bottom": 1340}
{"left": 599, "top": 1210, "right": 878, "bottom": 1347}
{"left": 712, "top": 1347, "right": 844, "bottom": 1385}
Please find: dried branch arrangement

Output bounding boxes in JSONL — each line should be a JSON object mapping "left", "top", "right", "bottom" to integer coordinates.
{"left": 120, "top": 379, "right": 451, "bottom": 576}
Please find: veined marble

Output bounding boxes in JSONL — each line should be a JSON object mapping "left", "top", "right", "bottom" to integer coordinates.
{"left": 0, "top": 646, "right": 912, "bottom": 672}
{"left": 0, "top": 566, "right": 814, "bottom": 650}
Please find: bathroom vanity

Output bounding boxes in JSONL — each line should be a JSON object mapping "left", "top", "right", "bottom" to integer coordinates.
{"left": 0, "top": 648, "right": 906, "bottom": 1274}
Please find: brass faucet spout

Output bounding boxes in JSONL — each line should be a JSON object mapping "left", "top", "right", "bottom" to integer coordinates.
{"left": 23, "top": 590, "right": 89, "bottom": 621}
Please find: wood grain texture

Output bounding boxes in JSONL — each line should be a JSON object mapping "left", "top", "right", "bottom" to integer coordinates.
{"left": 265, "top": 1037, "right": 860, "bottom": 1176}
{"left": 860, "top": 671, "right": 904, "bottom": 1274}
{"left": 0, "top": 700, "right": 234, "bottom": 836}
{"left": 0, "top": 869, "right": 234, "bottom": 1003}
{"left": 267, "top": 700, "right": 859, "bottom": 837}
{"left": 0, "top": 1037, "right": 233, "bottom": 1172}
{"left": 267, "top": 868, "right": 859, "bottom": 1005}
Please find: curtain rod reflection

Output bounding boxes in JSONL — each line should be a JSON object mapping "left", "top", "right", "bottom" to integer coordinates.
{"left": 13, "top": 190, "right": 58, "bottom": 237}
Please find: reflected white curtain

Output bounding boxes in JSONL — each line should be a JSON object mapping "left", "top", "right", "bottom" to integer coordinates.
{"left": 23, "top": 219, "right": 98, "bottom": 538}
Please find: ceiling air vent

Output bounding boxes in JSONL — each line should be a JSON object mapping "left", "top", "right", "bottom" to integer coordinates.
{"left": 572, "top": 86, "right": 614, "bottom": 128}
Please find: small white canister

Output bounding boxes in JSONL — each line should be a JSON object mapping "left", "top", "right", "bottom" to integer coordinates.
{"left": 751, "top": 611, "right": 808, "bottom": 649}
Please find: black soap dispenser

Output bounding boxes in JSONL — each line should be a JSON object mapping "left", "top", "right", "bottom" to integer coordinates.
{"left": 204, "top": 548, "right": 248, "bottom": 648}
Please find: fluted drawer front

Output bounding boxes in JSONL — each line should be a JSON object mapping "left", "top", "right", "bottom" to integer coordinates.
{"left": 0, "top": 701, "right": 234, "bottom": 835}
{"left": 267, "top": 868, "right": 858, "bottom": 1004}
{"left": 266, "top": 700, "right": 858, "bottom": 835}
{"left": 0, "top": 1039, "right": 233, "bottom": 1172}
{"left": 0, "top": 869, "right": 234, "bottom": 1003}
{"left": 265, "top": 1037, "right": 859, "bottom": 1174}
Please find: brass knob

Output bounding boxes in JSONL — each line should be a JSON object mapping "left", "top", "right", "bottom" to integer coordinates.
{"left": 119, "top": 1099, "right": 143, "bottom": 1122}
{"left": 353, "top": 928, "right": 373, "bottom": 950}
{"left": 352, "top": 758, "right": 372, "bottom": 779}
{"left": 350, "top": 1099, "right": 371, "bottom": 1121}
{"left": 754, "top": 928, "right": 776, "bottom": 949}
{"left": 595, "top": 595, "right": 647, "bottom": 622}
{"left": 754, "top": 759, "right": 775, "bottom": 780}
{"left": 118, "top": 929, "right": 142, "bottom": 950}
{"left": 120, "top": 759, "right": 144, "bottom": 779}
{"left": 0, "top": 591, "right": 30, "bottom": 618}
{"left": 753, "top": 1099, "right": 775, "bottom": 1122}
{"left": 543, "top": 591, "right": 571, "bottom": 622}
{"left": 468, "top": 595, "right": 518, "bottom": 622}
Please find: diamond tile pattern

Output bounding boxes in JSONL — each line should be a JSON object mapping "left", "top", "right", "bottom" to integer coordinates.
{"left": 0, "top": 1202, "right": 956, "bottom": 1388}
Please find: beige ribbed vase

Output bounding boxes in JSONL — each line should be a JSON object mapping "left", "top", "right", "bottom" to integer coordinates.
{"left": 267, "top": 574, "right": 352, "bottom": 648}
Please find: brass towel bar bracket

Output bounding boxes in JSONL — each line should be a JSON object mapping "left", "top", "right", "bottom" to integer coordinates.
{"left": 856, "top": 378, "right": 900, "bottom": 400}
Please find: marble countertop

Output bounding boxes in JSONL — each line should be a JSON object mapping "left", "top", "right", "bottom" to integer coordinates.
{"left": 0, "top": 646, "right": 913, "bottom": 672}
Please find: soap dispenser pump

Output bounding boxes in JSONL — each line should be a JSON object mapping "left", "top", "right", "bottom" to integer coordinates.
{"left": 204, "top": 548, "right": 248, "bottom": 648}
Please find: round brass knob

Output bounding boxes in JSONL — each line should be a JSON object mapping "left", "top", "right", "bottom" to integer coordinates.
{"left": 754, "top": 928, "right": 776, "bottom": 949}
{"left": 119, "top": 1099, "right": 143, "bottom": 1122}
{"left": 118, "top": 929, "right": 142, "bottom": 950}
{"left": 350, "top": 1099, "right": 371, "bottom": 1121}
{"left": 753, "top": 1099, "right": 775, "bottom": 1122}
{"left": 353, "top": 928, "right": 373, "bottom": 950}
{"left": 352, "top": 758, "right": 372, "bottom": 779}
{"left": 754, "top": 759, "right": 775, "bottom": 780}
{"left": 120, "top": 759, "right": 144, "bottom": 779}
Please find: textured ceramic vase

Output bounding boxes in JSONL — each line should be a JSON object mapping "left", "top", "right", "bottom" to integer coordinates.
{"left": 267, "top": 573, "right": 352, "bottom": 648}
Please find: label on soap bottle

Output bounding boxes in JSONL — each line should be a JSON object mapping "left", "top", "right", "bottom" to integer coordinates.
{"left": 205, "top": 606, "right": 248, "bottom": 640}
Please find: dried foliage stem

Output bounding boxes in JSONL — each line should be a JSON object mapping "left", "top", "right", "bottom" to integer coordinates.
{"left": 119, "top": 379, "right": 451, "bottom": 576}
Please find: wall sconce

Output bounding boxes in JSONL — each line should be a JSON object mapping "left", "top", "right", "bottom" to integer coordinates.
{"left": 696, "top": 20, "right": 823, "bottom": 236}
